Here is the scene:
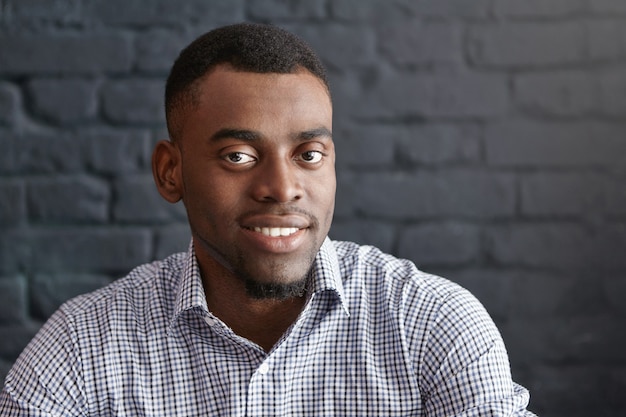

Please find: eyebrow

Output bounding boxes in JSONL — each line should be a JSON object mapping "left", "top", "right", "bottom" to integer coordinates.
{"left": 210, "top": 128, "right": 261, "bottom": 142}
{"left": 298, "top": 127, "right": 333, "bottom": 141}
{"left": 209, "top": 127, "right": 332, "bottom": 142}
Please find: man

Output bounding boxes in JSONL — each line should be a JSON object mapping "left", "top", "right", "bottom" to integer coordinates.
{"left": 0, "top": 23, "right": 535, "bottom": 416}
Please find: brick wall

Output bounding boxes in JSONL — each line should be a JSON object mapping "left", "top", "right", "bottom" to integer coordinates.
{"left": 2, "top": 1, "right": 626, "bottom": 415}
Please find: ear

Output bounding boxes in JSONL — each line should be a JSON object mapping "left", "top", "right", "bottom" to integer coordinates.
{"left": 152, "top": 140, "right": 183, "bottom": 203}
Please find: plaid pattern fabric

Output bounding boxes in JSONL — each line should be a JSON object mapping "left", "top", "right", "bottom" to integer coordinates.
{"left": 0, "top": 238, "right": 535, "bottom": 416}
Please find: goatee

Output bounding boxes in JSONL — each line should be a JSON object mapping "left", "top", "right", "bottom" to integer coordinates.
{"left": 244, "top": 275, "right": 308, "bottom": 300}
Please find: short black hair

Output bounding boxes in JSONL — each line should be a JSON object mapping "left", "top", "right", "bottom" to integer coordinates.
{"left": 165, "top": 22, "right": 329, "bottom": 139}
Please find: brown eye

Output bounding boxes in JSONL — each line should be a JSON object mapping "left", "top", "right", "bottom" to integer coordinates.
{"left": 224, "top": 152, "right": 255, "bottom": 164}
{"left": 299, "top": 150, "right": 323, "bottom": 163}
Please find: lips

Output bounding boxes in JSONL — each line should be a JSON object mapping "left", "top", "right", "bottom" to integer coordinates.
{"left": 240, "top": 211, "right": 312, "bottom": 230}
{"left": 239, "top": 212, "right": 312, "bottom": 253}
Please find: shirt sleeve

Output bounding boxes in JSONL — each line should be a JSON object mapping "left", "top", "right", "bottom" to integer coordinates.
{"left": 414, "top": 285, "right": 536, "bottom": 417}
{"left": 0, "top": 308, "right": 86, "bottom": 416}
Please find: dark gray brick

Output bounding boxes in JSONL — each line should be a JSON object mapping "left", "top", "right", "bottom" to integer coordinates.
{"left": 333, "top": 171, "right": 358, "bottom": 219}
{"left": 397, "top": 222, "right": 481, "bottom": 266}
{"left": 30, "top": 273, "right": 112, "bottom": 320}
{"left": 467, "top": 22, "right": 586, "bottom": 68}
{"left": 0, "top": 180, "right": 25, "bottom": 226}
{"left": 605, "top": 175, "right": 626, "bottom": 217}
{"left": 329, "top": 0, "right": 405, "bottom": 21}
{"left": 326, "top": 71, "right": 365, "bottom": 125}
{"left": 135, "top": 29, "right": 191, "bottom": 73}
{"left": 596, "top": 223, "right": 626, "bottom": 270}
{"left": 27, "top": 78, "right": 98, "bottom": 124}
{"left": 358, "top": 72, "right": 509, "bottom": 119}
{"left": 84, "top": 0, "right": 244, "bottom": 26}
{"left": 2, "top": 0, "right": 82, "bottom": 26}
{"left": 587, "top": 20, "right": 626, "bottom": 61}
{"left": 27, "top": 175, "right": 110, "bottom": 224}
{"left": 247, "top": 0, "right": 326, "bottom": 20}
{"left": 485, "top": 224, "right": 567, "bottom": 269}
{"left": 154, "top": 224, "right": 191, "bottom": 259}
{"left": 508, "top": 272, "right": 607, "bottom": 318}
{"left": 338, "top": 123, "right": 481, "bottom": 170}
{"left": 0, "top": 324, "right": 40, "bottom": 360}
{"left": 395, "top": 124, "right": 482, "bottom": 166}
{"left": 605, "top": 371, "right": 626, "bottom": 416}
{"left": 399, "top": 0, "right": 491, "bottom": 18}
{"left": 82, "top": 129, "right": 152, "bottom": 175}
{"left": 514, "top": 71, "right": 597, "bottom": 117}
{"left": 604, "top": 277, "right": 626, "bottom": 317}
{"left": 377, "top": 21, "right": 463, "bottom": 67}
{"left": 101, "top": 79, "right": 165, "bottom": 125}
{"left": 152, "top": 126, "right": 170, "bottom": 142}
{"left": 520, "top": 172, "right": 607, "bottom": 217}
{"left": 0, "top": 231, "right": 28, "bottom": 274}
{"left": 287, "top": 24, "right": 376, "bottom": 70}
{"left": 2, "top": 133, "right": 83, "bottom": 174}
{"left": 28, "top": 228, "right": 152, "bottom": 273}
{"left": 350, "top": 170, "right": 516, "bottom": 219}
{"left": 334, "top": 125, "right": 396, "bottom": 169}
{"left": 0, "top": 130, "right": 15, "bottom": 174}
{"left": 0, "top": 82, "right": 20, "bottom": 126}
{"left": 485, "top": 121, "right": 626, "bottom": 167}
{"left": 330, "top": 0, "right": 490, "bottom": 20}
{"left": 329, "top": 220, "right": 395, "bottom": 254}
{"left": 502, "top": 317, "right": 626, "bottom": 365}
{"left": 113, "top": 175, "right": 186, "bottom": 223}
{"left": 493, "top": 0, "right": 586, "bottom": 17}
{"left": 0, "top": 275, "right": 27, "bottom": 324}
{"left": 589, "top": 0, "right": 626, "bottom": 14}
{"left": 9, "top": 133, "right": 84, "bottom": 174}
{"left": 598, "top": 70, "right": 626, "bottom": 117}
{"left": 517, "top": 365, "right": 626, "bottom": 416}
{"left": 487, "top": 223, "right": 603, "bottom": 270}
{"left": 0, "top": 360, "right": 12, "bottom": 385}
{"left": 0, "top": 33, "right": 132, "bottom": 75}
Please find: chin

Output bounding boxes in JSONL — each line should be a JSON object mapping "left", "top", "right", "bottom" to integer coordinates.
{"left": 243, "top": 276, "right": 308, "bottom": 300}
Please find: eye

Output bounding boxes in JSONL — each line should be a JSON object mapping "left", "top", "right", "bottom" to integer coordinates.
{"left": 298, "top": 150, "right": 323, "bottom": 164}
{"left": 224, "top": 152, "right": 256, "bottom": 165}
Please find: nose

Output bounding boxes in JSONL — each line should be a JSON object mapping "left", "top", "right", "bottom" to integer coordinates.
{"left": 250, "top": 157, "right": 303, "bottom": 203}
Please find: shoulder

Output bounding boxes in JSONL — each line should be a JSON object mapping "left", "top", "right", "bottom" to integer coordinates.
{"left": 1, "top": 254, "right": 187, "bottom": 415}
{"left": 331, "top": 239, "right": 498, "bottom": 343}
{"left": 61, "top": 251, "right": 187, "bottom": 317}
{"left": 331, "top": 239, "right": 469, "bottom": 304}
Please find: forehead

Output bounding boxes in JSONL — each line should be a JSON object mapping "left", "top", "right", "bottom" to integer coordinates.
{"left": 173, "top": 66, "right": 332, "bottom": 140}
{"left": 197, "top": 65, "right": 330, "bottom": 105}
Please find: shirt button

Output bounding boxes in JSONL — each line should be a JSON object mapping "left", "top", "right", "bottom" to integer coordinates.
{"left": 258, "top": 362, "right": 270, "bottom": 375}
{"left": 204, "top": 316, "right": 216, "bottom": 326}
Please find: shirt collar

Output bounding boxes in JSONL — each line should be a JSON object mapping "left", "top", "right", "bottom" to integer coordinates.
{"left": 307, "top": 237, "right": 350, "bottom": 316}
{"left": 169, "top": 237, "right": 349, "bottom": 332}
{"left": 168, "top": 242, "right": 209, "bottom": 333}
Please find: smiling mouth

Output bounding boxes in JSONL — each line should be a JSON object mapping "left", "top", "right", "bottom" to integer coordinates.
{"left": 251, "top": 227, "right": 301, "bottom": 237}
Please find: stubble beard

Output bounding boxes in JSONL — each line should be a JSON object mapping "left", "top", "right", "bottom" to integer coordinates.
{"left": 235, "top": 250, "right": 314, "bottom": 300}
{"left": 244, "top": 274, "right": 309, "bottom": 300}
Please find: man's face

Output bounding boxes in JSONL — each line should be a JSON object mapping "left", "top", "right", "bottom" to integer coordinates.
{"left": 174, "top": 65, "right": 335, "bottom": 297}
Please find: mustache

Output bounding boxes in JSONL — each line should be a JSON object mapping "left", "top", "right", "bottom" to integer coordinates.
{"left": 236, "top": 205, "right": 320, "bottom": 228}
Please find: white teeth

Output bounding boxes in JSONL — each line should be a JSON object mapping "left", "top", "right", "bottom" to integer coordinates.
{"left": 253, "top": 227, "right": 299, "bottom": 237}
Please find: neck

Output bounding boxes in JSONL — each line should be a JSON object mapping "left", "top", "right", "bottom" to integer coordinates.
{"left": 196, "top": 249, "right": 307, "bottom": 352}
{"left": 209, "top": 292, "right": 307, "bottom": 352}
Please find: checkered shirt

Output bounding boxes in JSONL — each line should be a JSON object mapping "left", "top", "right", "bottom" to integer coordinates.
{"left": 1, "top": 238, "right": 535, "bottom": 416}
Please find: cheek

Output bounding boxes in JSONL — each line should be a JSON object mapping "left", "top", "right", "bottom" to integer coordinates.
{"left": 182, "top": 175, "right": 235, "bottom": 221}
{"left": 317, "top": 174, "right": 336, "bottom": 221}
{"left": 323, "top": 170, "right": 337, "bottom": 201}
